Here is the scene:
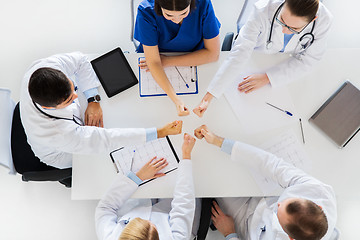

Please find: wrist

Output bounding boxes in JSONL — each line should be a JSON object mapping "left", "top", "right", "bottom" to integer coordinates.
{"left": 214, "top": 136, "right": 224, "bottom": 148}
{"left": 182, "top": 153, "right": 191, "bottom": 160}
{"left": 156, "top": 128, "right": 167, "bottom": 138}
{"left": 135, "top": 172, "right": 145, "bottom": 181}
{"left": 204, "top": 92, "right": 214, "bottom": 102}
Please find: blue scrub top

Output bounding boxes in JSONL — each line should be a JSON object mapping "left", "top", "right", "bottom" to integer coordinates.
{"left": 134, "top": 0, "right": 221, "bottom": 53}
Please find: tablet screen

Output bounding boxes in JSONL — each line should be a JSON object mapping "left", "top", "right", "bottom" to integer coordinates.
{"left": 91, "top": 48, "right": 138, "bottom": 98}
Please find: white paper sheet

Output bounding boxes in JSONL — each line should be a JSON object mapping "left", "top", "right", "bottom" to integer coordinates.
{"left": 139, "top": 57, "right": 198, "bottom": 96}
{"left": 224, "top": 75, "right": 297, "bottom": 134}
{"left": 249, "top": 130, "right": 312, "bottom": 195}
{"left": 111, "top": 138, "right": 179, "bottom": 175}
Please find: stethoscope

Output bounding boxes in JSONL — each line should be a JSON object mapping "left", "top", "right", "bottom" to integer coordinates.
{"left": 32, "top": 100, "right": 84, "bottom": 126}
{"left": 266, "top": 2, "right": 316, "bottom": 59}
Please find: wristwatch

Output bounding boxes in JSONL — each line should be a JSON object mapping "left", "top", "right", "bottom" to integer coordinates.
{"left": 87, "top": 94, "right": 101, "bottom": 103}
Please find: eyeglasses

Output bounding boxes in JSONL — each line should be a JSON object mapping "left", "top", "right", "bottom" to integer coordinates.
{"left": 275, "top": 12, "right": 316, "bottom": 35}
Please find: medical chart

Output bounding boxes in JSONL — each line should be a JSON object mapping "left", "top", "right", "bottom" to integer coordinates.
{"left": 249, "top": 130, "right": 312, "bottom": 195}
{"left": 111, "top": 137, "right": 179, "bottom": 176}
{"left": 224, "top": 75, "right": 297, "bottom": 134}
{"left": 138, "top": 57, "right": 198, "bottom": 97}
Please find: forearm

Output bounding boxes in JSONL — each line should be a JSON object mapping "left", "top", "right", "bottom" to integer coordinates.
{"left": 230, "top": 141, "right": 315, "bottom": 187}
{"left": 163, "top": 48, "right": 219, "bottom": 67}
{"left": 147, "top": 61, "right": 179, "bottom": 102}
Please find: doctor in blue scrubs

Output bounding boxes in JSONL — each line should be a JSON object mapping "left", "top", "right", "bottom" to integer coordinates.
{"left": 134, "top": 0, "right": 221, "bottom": 116}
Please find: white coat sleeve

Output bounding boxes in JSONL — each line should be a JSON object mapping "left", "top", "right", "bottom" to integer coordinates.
{"left": 207, "top": 5, "right": 267, "bottom": 98}
{"left": 49, "top": 52, "right": 101, "bottom": 92}
{"left": 44, "top": 123, "right": 147, "bottom": 168}
{"left": 230, "top": 141, "right": 321, "bottom": 188}
{"left": 266, "top": 6, "right": 333, "bottom": 88}
{"left": 169, "top": 160, "right": 195, "bottom": 240}
{"left": 95, "top": 174, "right": 138, "bottom": 240}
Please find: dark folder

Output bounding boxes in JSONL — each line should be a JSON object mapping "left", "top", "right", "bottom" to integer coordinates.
{"left": 309, "top": 81, "right": 360, "bottom": 148}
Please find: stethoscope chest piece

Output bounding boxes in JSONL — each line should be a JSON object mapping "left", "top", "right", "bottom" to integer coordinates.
{"left": 266, "top": 41, "right": 273, "bottom": 49}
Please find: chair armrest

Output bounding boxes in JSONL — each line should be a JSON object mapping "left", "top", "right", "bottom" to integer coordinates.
{"left": 22, "top": 168, "right": 72, "bottom": 182}
{"left": 221, "top": 32, "right": 235, "bottom": 51}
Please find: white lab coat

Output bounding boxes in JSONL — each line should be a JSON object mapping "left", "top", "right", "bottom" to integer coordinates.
{"left": 95, "top": 160, "right": 195, "bottom": 240}
{"left": 208, "top": 0, "right": 333, "bottom": 97}
{"left": 218, "top": 141, "right": 337, "bottom": 240}
{"left": 20, "top": 52, "right": 147, "bottom": 169}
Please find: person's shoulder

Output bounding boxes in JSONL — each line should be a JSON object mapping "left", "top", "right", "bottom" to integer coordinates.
{"left": 194, "top": 0, "right": 212, "bottom": 12}
{"left": 138, "top": 0, "right": 154, "bottom": 12}
{"left": 317, "top": 2, "right": 334, "bottom": 25}
{"left": 254, "top": 0, "right": 281, "bottom": 17}
{"left": 137, "top": 0, "right": 156, "bottom": 20}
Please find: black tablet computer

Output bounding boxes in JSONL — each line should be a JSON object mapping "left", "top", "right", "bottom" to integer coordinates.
{"left": 91, "top": 48, "right": 138, "bottom": 98}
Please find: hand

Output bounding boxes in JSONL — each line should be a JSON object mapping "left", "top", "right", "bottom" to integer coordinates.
{"left": 238, "top": 73, "right": 270, "bottom": 93}
{"left": 182, "top": 133, "right": 196, "bottom": 160}
{"left": 136, "top": 157, "right": 168, "bottom": 181}
{"left": 193, "top": 92, "right": 213, "bottom": 117}
{"left": 85, "top": 102, "right": 103, "bottom": 127}
{"left": 175, "top": 99, "right": 190, "bottom": 116}
{"left": 157, "top": 120, "right": 183, "bottom": 138}
{"left": 211, "top": 201, "right": 236, "bottom": 237}
{"left": 138, "top": 59, "right": 149, "bottom": 72}
{"left": 194, "top": 125, "right": 224, "bottom": 147}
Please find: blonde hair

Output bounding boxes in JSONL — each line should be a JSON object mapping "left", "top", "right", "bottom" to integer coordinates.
{"left": 119, "top": 218, "right": 159, "bottom": 240}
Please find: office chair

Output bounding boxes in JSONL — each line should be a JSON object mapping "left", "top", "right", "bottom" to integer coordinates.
{"left": 221, "top": 0, "right": 257, "bottom": 51}
{"left": 0, "top": 88, "right": 16, "bottom": 174}
{"left": 130, "top": 0, "right": 143, "bottom": 50}
{"left": 11, "top": 103, "right": 72, "bottom": 188}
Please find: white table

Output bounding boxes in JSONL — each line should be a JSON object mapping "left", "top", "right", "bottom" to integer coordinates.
{"left": 71, "top": 49, "right": 360, "bottom": 200}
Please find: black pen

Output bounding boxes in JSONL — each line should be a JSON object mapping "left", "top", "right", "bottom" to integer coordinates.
{"left": 299, "top": 118, "right": 305, "bottom": 144}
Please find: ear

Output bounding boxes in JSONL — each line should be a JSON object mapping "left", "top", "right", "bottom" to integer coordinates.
{"left": 289, "top": 237, "right": 294, "bottom": 240}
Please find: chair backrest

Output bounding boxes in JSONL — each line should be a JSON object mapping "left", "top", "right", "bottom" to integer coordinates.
{"left": 0, "top": 88, "right": 16, "bottom": 174}
{"left": 130, "top": 0, "right": 143, "bottom": 50}
{"left": 11, "top": 103, "right": 58, "bottom": 174}
{"left": 236, "top": 0, "right": 258, "bottom": 33}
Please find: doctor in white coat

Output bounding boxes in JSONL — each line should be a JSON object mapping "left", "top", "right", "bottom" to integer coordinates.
{"left": 20, "top": 52, "right": 183, "bottom": 169}
{"left": 95, "top": 133, "right": 196, "bottom": 240}
{"left": 194, "top": 125, "right": 337, "bottom": 240}
{"left": 193, "top": 0, "right": 333, "bottom": 117}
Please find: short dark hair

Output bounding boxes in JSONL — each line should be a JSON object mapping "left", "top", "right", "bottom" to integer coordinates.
{"left": 285, "top": 0, "right": 319, "bottom": 22}
{"left": 28, "top": 67, "right": 72, "bottom": 107}
{"left": 154, "top": 0, "right": 196, "bottom": 16}
{"left": 284, "top": 199, "right": 328, "bottom": 240}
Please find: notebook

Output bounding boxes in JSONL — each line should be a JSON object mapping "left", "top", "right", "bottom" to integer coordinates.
{"left": 309, "top": 80, "right": 360, "bottom": 148}
{"left": 138, "top": 57, "right": 198, "bottom": 97}
{"left": 110, "top": 137, "right": 179, "bottom": 185}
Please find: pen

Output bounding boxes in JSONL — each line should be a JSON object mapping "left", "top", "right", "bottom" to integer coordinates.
{"left": 266, "top": 102, "right": 293, "bottom": 116}
{"left": 130, "top": 150, "right": 136, "bottom": 171}
{"left": 190, "top": 66, "right": 196, "bottom": 82}
{"left": 299, "top": 118, "right": 305, "bottom": 144}
{"left": 174, "top": 66, "right": 189, "bottom": 88}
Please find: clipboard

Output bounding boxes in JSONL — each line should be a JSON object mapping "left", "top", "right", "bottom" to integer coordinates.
{"left": 109, "top": 136, "right": 180, "bottom": 186}
{"left": 138, "top": 57, "right": 198, "bottom": 97}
